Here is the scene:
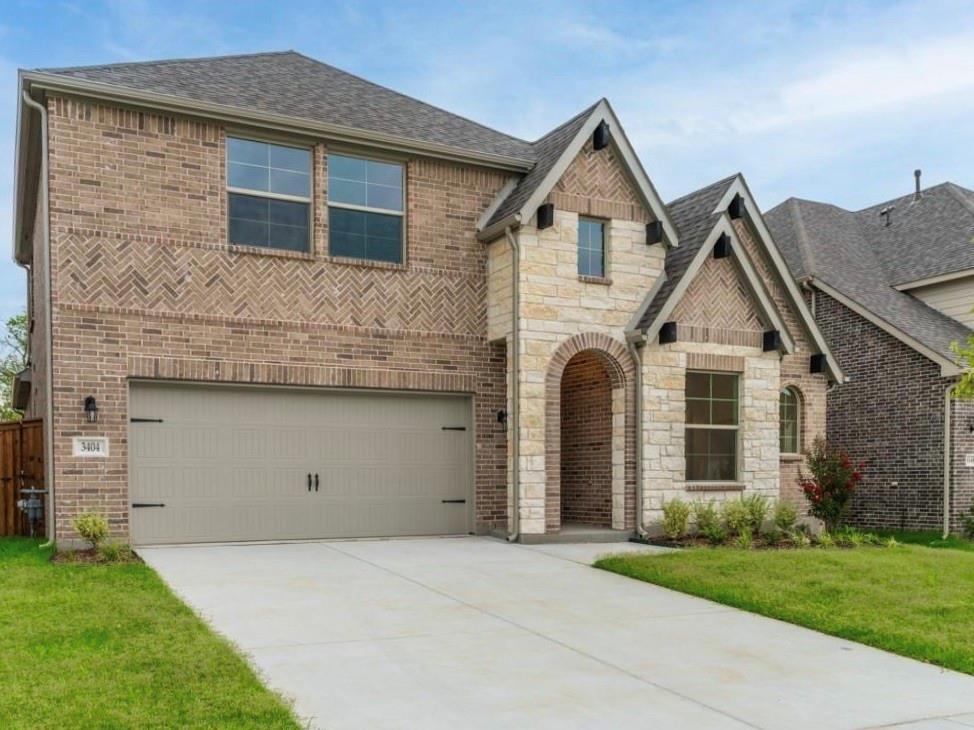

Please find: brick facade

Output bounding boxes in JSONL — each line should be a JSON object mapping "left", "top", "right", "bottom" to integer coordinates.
{"left": 559, "top": 351, "right": 613, "bottom": 527}
{"left": 42, "top": 95, "right": 511, "bottom": 540}
{"left": 813, "top": 289, "right": 972, "bottom": 531}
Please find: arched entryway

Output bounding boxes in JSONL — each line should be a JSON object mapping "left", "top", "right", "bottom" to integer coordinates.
{"left": 560, "top": 351, "right": 614, "bottom": 527}
{"left": 544, "top": 333, "right": 636, "bottom": 533}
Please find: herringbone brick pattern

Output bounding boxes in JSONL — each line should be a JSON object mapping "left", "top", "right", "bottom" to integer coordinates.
{"left": 671, "top": 254, "right": 764, "bottom": 335}
{"left": 547, "top": 138, "right": 651, "bottom": 223}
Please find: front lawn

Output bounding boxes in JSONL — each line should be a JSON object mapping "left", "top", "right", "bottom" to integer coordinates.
{"left": 877, "top": 530, "right": 974, "bottom": 552}
{"left": 0, "top": 539, "right": 299, "bottom": 729}
{"left": 597, "top": 545, "right": 974, "bottom": 675}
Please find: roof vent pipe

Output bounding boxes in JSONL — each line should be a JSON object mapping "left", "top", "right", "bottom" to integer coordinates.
{"left": 880, "top": 205, "right": 894, "bottom": 227}
{"left": 914, "top": 169, "right": 922, "bottom": 202}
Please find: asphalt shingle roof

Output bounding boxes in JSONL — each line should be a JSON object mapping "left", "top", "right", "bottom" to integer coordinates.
{"left": 37, "top": 51, "right": 535, "bottom": 161}
{"left": 636, "top": 175, "right": 739, "bottom": 331}
{"left": 766, "top": 182, "right": 974, "bottom": 364}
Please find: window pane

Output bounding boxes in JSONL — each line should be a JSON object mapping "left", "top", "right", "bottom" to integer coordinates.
{"left": 367, "top": 159, "right": 403, "bottom": 187}
{"left": 268, "top": 198, "right": 309, "bottom": 228}
{"left": 709, "top": 429, "right": 736, "bottom": 454}
{"left": 711, "top": 374, "right": 738, "bottom": 400}
{"left": 269, "top": 168, "right": 310, "bottom": 198}
{"left": 229, "top": 217, "right": 268, "bottom": 247}
{"left": 270, "top": 144, "right": 310, "bottom": 173}
{"left": 330, "top": 207, "right": 367, "bottom": 235}
{"left": 686, "top": 453, "right": 708, "bottom": 481}
{"left": 229, "top": 162, "right": 269, "bottom": 192}
{"left": 686, "top": 372, "right": 709, "bottom": 398}
{"left": 329, "top": 208, "right": 402, "bottom": 263}
{"left": 712, "top": 400, "right": 737, "bottom": 426}
{"left": 330, "top": 230, "right": 367, "bottom": 259}
{"left": 229, "top": 192, "right": 269, "bottom": 223}
{"left": 780, "top": 388, "right": 799, "bottom": 452}
{"left": 330, "top": 179, "right": 368, "bottom": 207}
{"left": 228, "top": 138, "right": 268, "bottom": 166}
{"left": 329, "top": 154, "right": 368, "bottom": 183}
{"left": 685, "top": 428, "right": 737, "bottom": 481}
{"left": 686, "top": 399, "right": 710, "bottom": 425}
{"left": 268, "top": 223, "right": 310, "bottom": 252}
{"left": 367, "top": 184, "right": 403, "bottom": 211}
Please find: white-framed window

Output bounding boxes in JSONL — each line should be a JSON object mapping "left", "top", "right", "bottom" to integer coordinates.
{"left": 780, "top": 387, "right": 801, "bottom": 454}
{"left": 578, "top": 217, "right": 605, "bottom": 277}
{"left": 227, "top": 137, "right": 312, "bottom": 252}
{"left": 327, "top": 153, "right": 404, "bottom": 264}
{"left": 685, "top": 371, "right": 739, "bottom": 481}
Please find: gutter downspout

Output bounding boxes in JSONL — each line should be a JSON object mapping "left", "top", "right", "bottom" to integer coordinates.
{"left": 21, "top": 90, "right": 55, "bottom": 549}
{"left": 626, "top": 331, "right": 648, "bottom": 539}
{"left": 504, "top": 226, "right": 520, "bottom": 542}
{"left": 944, "top": 383, "right": 956, "bottom": 539}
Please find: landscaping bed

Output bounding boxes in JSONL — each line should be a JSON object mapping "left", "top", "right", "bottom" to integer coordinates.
{"left": 0, "top": 538, "right": 299, "bottom": 728}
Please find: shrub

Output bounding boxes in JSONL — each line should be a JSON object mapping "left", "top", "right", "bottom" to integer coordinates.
{"left": 735, "top": 526, "right": 753, "bottom": 550}
{"left": 799, "top": 438, "right": 864, "bottom": 533}
{"left": 773, "top": 501, "right": 798, "bottom": 532}
{"left": 721, "top": 499, "right": 749, "bottom": 536}
{"left": 72, "top": 513, "right": 109, "bottom": 549}
{"left": 98, "top": 541, "right": 134, "bottom": 563}
{"left": 702, "top": 522, "right": 727, "bottom": 546}
{"left": 816, "top": 531, "right": 835, "bottom": 548}
{"left": 762, "top": 527, "right": 782, "bottom": 546}
{"left": 742, "top": 494, "right": 770, "bottom": 533}
{"left": 884, "top": 536, "right": 900, "bottom": 548}
{"left": 661, "top": 498, "right": 692, "bottom": 540}
{"left": 962, "top": 504, "right": 974, "bottom": 540}
{"left": 692, "top": 500, "right": 719, "bottom": 534}
{"left": 790, "top": 529, "right": 812, "bottom": 548}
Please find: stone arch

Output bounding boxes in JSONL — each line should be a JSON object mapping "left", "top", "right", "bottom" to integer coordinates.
{"left": 544, "top": 333, "right": 637, "bottom": 532}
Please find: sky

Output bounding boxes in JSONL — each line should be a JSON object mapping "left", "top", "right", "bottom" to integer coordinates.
{"left": 1, "top": 0, "right": 973, "bottom": 323}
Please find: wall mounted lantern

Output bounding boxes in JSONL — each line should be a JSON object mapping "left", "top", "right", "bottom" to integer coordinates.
{"left": 84, "top": 395, "right": 99, "bottom": 424}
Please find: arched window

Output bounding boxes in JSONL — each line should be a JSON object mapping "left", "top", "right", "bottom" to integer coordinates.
{"left": 780, "top": 387, "right": 800, "bottom": 454}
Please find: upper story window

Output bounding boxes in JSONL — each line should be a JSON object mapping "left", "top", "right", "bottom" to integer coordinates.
{"left": 227, "top": 137, "right": 312, "bottom": 252}
{"left": 328, "top": 154, "right": 404, "bottom": 264}
{"left": 578, "top": 218, "right": 605, "bottom": 278}
{"left": 685, "top": 371, "right": 739, "bottom": 481}
{"left": 780, "top": 387, "right": 801, "bottom": 454}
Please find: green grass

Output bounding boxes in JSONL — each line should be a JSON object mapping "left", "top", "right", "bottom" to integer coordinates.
{"left": 597, "top": 545, "right": 974, "bottom": 675}
{"left": 876, "top": 529, "right": 974, "bottom": 552}
{"left": 0, "top": 539, "right": 299, "bottom": 729}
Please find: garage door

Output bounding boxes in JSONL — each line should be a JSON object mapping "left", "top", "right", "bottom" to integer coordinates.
{"left": 129, "top": 382, "right": 472, "bottom": 545}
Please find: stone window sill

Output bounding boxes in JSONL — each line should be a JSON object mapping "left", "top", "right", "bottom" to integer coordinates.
{"left": 780, "top": 453, "right": 803, "bottom": 462}
{"left": 686, "top": 482, "right": 746, "bottom": 492}
{"left": 321, "top": 254, "right": 408, "bottom": 272}
{"left": 578, "top": 274, "right": 612, "bottom": 286}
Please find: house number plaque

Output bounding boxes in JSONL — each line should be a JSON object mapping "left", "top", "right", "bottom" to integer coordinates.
{"left": 73, "top": 437, "right": 109, "bottom": 458}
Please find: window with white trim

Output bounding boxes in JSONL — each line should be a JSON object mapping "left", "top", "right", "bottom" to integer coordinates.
{"left": 227, "top": 137, "right": 312, "bottom": 252}
{"left": 780, "top": 387, "right": 800, "bottom": 454}
{"left": 328, "top": 154, "right": 404, "bottom": 264}
{"left": 578, "top": 217, "right": 605, "bottom": 277}
{"left": 685, "top": 371, "right": 739, "bottom": 481}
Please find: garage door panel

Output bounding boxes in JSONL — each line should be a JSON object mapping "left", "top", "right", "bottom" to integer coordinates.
{"left": 129, "top": 383, "right": 472, "bottom": 544}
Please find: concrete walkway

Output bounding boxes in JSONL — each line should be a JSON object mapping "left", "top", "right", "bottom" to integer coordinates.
{"left": 139, "top": 537, "right": 974, "bottom": 730}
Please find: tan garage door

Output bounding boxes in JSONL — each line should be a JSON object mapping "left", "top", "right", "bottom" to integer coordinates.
{"left": 129, "top": 382, "right": 472, "bottom": 545}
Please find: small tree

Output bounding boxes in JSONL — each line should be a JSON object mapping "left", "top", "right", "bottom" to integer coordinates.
{"left": 799, "top": 438, "right": 863, "bottom": 533}
{"left": 0, "top": 313, "right": 28, "bottom": 422}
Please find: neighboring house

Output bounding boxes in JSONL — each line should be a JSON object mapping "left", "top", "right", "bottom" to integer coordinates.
{"left": 11, "top": 51, "right": 840, "bottom": 546}
{"left": 767, "top": 178, "right": 974, "bottom": 534}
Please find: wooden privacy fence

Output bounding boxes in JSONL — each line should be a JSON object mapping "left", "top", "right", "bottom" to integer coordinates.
{"left": 0, "top": 419, "right": 44, "bottom": 537}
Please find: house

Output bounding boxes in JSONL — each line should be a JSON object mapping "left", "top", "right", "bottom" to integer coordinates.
{"left": 10, "top": 51, "right": 840, "bottom": 546}
{"left": 766, "top": 176, "right": 974, "bottom": 534}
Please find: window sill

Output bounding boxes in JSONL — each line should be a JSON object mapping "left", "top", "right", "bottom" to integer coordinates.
{"left": 322, "top": 254, "right": 408, "bottom": 272}
{"left": 780, "top": 453, "right": 803, "bottom": 462}
{"left": 578, "top": 274, "right": 612, "bottom": 286}
{"left": 228, "top": 244, "right": 316, "bottom": 261}
{"left": 686, "top": 482, "right": 746, "bottom": 492}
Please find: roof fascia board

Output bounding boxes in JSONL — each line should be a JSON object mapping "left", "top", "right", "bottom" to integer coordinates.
{"left": 516, "top": 100, "right": 679, "bottom": 247}
{"left": 477, "top": 213, "right": 520, "bottom": 243}
{"left": 476, "top": 177, "right": 520, "bottom": 234}
{"left": 719, "top": 176, "right": 846, "bottom": 383}
{"left": 644, "top": 223, "right": 727, "bottom": 341}
{"left": 811, "top": 277, "right": 962, "bottom": 377}
{"left": 23, "top": 72, "right": 535, "bottom": 173}
{"left": 12, "top": 74, "right": 35, "bottom": 264}
{"left": 893, "top": 268, "right": 974, "bottom": 291}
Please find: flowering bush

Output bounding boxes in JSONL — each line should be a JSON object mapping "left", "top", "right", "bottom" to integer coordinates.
{"left": 799, "top": 438, "right": 863, "bottom": 532}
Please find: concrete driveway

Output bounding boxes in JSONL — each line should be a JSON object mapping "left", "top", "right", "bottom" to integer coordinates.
{"left": 140, "top": 537, "right": 974, "bottom": 730}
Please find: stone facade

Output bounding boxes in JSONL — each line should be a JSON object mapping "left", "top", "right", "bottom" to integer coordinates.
{"left": 39, "top": 95, "right": 511, "bottom": 540}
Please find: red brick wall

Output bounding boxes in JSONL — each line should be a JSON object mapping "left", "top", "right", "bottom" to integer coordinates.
{"left": 559, "top": 351, "right": 613, "bottom": 527}
{"left": 44, "top": 95, "right": 512, "bottom": 540}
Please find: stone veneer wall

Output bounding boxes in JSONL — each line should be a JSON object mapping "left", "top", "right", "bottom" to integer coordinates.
{"left": 43, "top": 95, "right": 511, "bottom": 540}
{"left": 559, "top": 351, "right": 613, "bottom": 527}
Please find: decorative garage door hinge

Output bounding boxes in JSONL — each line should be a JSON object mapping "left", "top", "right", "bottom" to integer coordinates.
{"left": 131, "top": 503, "right": 166, "bottom": 508}
{"left": 441, "top": 426, "right": 466, "bottom": 431}
{"left": 130, "top": 418, "right": 164, "bottom": 423}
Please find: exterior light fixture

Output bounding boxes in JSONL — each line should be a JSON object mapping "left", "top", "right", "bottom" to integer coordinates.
{"left": 84, "top": 395, "right": 99, "bottom": 424}
{"left": 496, "top": 409, "right": 508, "bottom": 431}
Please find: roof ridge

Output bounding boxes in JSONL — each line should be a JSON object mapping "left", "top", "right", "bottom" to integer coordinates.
{"left": 37, "top": 49, "right": 297, "bottom": 74}
{"left": 788, "top": 198, "right": 818, "bottom": 279}
{"left": 287, "top": 51, "right": 533, "bottom": 149}
{"left": 666, "top": 173, "right": 738, "bottom": 208}
{"left": 944, "top": 182, "right": 974, "bottom": 218}
{"left": 529, "top": 101, "right": 601, "bottom": 145}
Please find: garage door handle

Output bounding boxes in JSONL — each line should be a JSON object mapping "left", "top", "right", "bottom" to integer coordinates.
{"left": 442, "top": 499, "right": 466, "bottom": 504}
{"left": 307, "top": 473, "right": 312, "bottom": 492}
{"left": 132, "top": 503, "right": 165, "bottom": 508}
{"left": 315, "top": 473, "right": 319, "bottom": 492}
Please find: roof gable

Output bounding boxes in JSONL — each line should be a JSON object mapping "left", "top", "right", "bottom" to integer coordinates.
{"left": 477, "top": 100, "right": 677, "bottom": 244}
